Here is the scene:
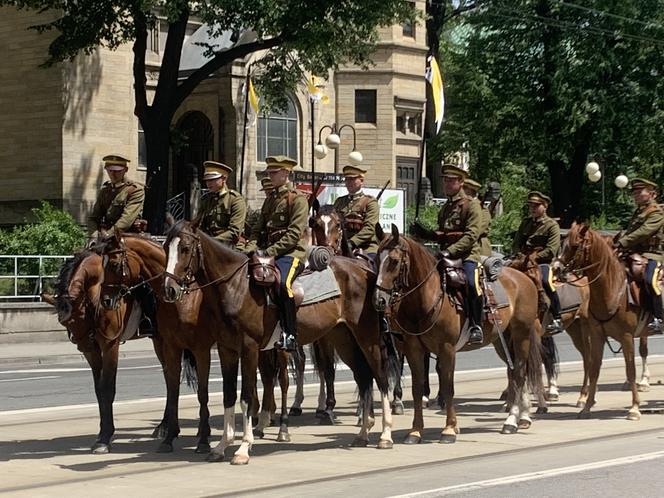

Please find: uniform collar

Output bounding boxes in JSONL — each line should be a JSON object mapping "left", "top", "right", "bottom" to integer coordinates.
{"left": 639, "top": 199, "right": 657, "bottom": 211}
{"left": 276, "top": 184, "right": 290, "bottom": 196}
{"left": 448, "top": 189, "right": 467, "bottom": 203}
{"left": 111, "top": 180, "right": 127, "bottom": 188}
{"left": 349, "top": 190, "right": 364, "bottom": 200}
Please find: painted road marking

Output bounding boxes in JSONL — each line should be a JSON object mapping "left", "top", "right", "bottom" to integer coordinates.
{"left": 0, "top": 376, "right": 59, "bottom": 383}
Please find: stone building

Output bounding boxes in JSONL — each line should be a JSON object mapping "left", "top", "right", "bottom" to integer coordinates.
{"left": 0, "top": 3, "right": 427, "bottom": 227}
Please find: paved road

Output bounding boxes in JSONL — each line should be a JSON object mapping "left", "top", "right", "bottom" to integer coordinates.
{"left": 2, "top": 336, "right": 664, "bottom": 497}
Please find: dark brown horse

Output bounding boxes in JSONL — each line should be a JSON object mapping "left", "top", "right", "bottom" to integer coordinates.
{"left": 373, "top": 226, "right": 543, "bottom": 442}
{"left": 42, "top": 249, "right": 171, "bottom": 454}
{"left": 163, "top": 220, "right": 398, "bottom": 464}
{"left": 559, "top": 222, "right": 655, "bottom": 420}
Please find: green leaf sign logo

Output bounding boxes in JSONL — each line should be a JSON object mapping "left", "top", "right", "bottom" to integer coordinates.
{"left": 382, "top": 195, "right": 398, "bottom": 209}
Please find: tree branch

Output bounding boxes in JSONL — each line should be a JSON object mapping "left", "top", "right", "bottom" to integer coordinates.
{"left": 173, "top": 35, "right": 285, "bottom": 110}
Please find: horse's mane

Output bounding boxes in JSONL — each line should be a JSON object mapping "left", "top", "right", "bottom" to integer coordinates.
{"left": 576, "top": 223, "right": 625, "bottom": 293}
{"left": 378, "top": 232, "right": 437, "bottom": 280}
{"left": 317, "top": 204, "right": 337, "bottom": 216}
{"left": 55, "top": 249, "right": 94, "bottom": 298}
{"left": 166, "top": 220, "right": 247, "bottom": 264}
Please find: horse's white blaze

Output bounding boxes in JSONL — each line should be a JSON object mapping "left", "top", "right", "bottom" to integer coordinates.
{"left": 380, "top": 392, "right": 393, "bottom": 443}
{"left": 212, "top": 405, "right": 235, "bottom": 455}
{"left": 376, "top": 250, "right": 391, "bottom": 287}
{"left": 164, "top": 236, "right": 181, "bottom": 288}
{"left": 320, "top": 215, "right": 331, "bottom": 238}
{"left": 234, "top": 400, "right": 253, "bottom": 460}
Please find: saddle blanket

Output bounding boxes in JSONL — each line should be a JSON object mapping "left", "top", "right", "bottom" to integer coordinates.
{"left": 556, "top": 282, "right": 582, "bottom": 313}
{"left": 487, "top": 280, "right": 510, "bottom": 309}
{"left": 297, "top": 267, "right": 341, "bottom": 306}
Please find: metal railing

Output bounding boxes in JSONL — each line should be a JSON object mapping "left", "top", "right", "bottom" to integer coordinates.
{"left": 0, "top": 255, "right": 72, "bottom": 302}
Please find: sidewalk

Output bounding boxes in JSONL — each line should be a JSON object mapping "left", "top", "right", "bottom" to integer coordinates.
{"left": 0, "top": 338, "right": 157, "bottom": 368}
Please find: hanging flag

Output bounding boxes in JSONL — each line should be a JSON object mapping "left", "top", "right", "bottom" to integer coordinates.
{"left": 246, "top": 77, "right": 260, "bottom": 128}
{"left": 425, "top": 55, "right": 445, "bottom": 134}
{"left": 306, "top": 74, "right": 329, "bottom": 104}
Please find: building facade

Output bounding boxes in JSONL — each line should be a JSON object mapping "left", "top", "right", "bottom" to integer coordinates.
{"left": 0, "top": 3, "right": 427, "bottom": 226}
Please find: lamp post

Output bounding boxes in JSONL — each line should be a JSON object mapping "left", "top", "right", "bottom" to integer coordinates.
{"left": 314, "top": 123, "right": 363, "bottom": 175}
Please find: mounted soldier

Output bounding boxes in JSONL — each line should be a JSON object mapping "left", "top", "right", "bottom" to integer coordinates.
{"left": 511, "top": 191, "right": 563, "bottom": 335}
{"left": 463, "top": 178, "right": 492, "bottom": 257}
{"left": 410, "top": 163, "right": 485, "bottom": 345}
{"left": 244, "top": 156, "right": 308, "bottom": 351}
{"left": 87, "top": 154, "right": 154, "bottom": 337}
{"left": 615, "top": 178, "right": 664, "bottom": 333}
{"left": 333, "top": 165, "right": 380, "bottom": 258}
{"left": 195, "top": 161, "right": 247, "bottom": 247}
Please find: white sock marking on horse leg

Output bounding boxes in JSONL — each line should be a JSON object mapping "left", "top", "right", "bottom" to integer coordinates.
{"left": 380, "top": 392, "right": 393, "bottom": 443}
{"left": 317, "top": 376, "right": 326, "bottom": 412}
{"left": 234, "top": 400, "right": 254, "bottom": 460}
{"left": 212, "top": 406, "right": 235, "bottom": 455}
{"left": 519, "top": 389, "right": 533, "bottom": 424}
{"left": 164, "top": 236, "right": 181, "bottom": 288}
{"left": 504, "top": 400, "right": 520, "bottom": 428}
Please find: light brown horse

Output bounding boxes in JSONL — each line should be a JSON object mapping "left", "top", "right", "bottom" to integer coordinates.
{"left": 163, "top": 220, "right": 398, "bottom": 464}
{"left": 373, "top": 226, "right": 543, "bottom": 442}
{"left": 42, "top": 249, "right": 172, "bottom": 454}
{"left": 558, "top": 222, "right": 655, "bottom": 420}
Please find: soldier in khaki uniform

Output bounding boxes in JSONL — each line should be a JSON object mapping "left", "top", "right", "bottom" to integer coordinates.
{"left": 245, "top": 156, "right": 308, "bottom": 351}
{"left": 512, "top": 191, "right": 563, "bottom": 334}
{"left": 463, "top": 178, "right": 492, "bottom": 257}
{"left": 333, "top": 165, "right": 380, "bottom": 256}
{"left": 616, "top": 178, "right": 664, "bottom": 333}
{"left": 87, "top": 155, "right": 145, "bottom": 239}
{"left": 195, "top": 161, "right": 246, "bottom": 246}
{"left": 410, "top": 164, "right": 485, "bottom": 344}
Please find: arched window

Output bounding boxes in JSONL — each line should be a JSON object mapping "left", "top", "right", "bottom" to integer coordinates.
{"left": 257, "top": 98, "right": 298, "bottom": 162}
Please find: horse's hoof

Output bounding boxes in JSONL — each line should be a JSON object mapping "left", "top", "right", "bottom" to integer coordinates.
{"left": 439, "top": 433, "right": 457, "bottom": 444}
{"left": 319, "top": 412, "right": 335, "bottom": 426}
{"left": 403, "top": 434, "right": 421, "bottom": 445}
{"left": 195, "top": 443, "right": 211, "bottom": 454}
{"left": 546, "top": 393, "right": 559, "bottom": 402}
{"left": 206, "top": 451, "right": 225, "bottom": 463}
{"left": 391, "top": 403, "right": 405, "bottom": 416}
{"left": 377, "top": 439, "right": 393, "bottom": 450}
{"left": 637, "top": 383, "right": 650, "bottom": 393}
{"left": 230, "top": 454, "right": 250, "bottom": 465}
{"left": 627, "top": 410, "right": 641, "bottom": 421}
{"left": 350, "top": 437, "right": 369, "bottom": 448}
{"left": 535, "top": 406, "right": 548, "bottom": 415}
{"left": 289, "top": 407, "right": 303, "bottom": 417}
{"left": 315, "top": 409, "right": 325, "bottom": 419}
{"left": 156, "top": 442, "right": 173, "bottom": 453}
{"left": 276, "top": 431, "right": 291, "bottom": 443}
{"left": 501, "top": 424, "right": 518, "bottom": 435}
{"left": 577, "top": 411, "right": 591, "bottom": 420}
{"left": 518, "top": 419, "right": 532, "bottom": 430}
{"left": 91, "top": 442, "right": 110, "bottom": 454}
{"left": 253, "top": 428, "right": 265, "bottom": 439}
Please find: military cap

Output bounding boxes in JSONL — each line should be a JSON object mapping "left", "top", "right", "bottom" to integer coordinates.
{"left": 265, "top": 155, "right": 298, "bottom": 172}
{"left": 203, "top": 161, "right": 233, "bottom": 180}
{"left": 630, "top": 178, "right": 658, "bottom": 191}
{"left": 441, "top": 164, "right": 469, "bottom": 180}
{"left": 103, "top": 154, "right": 130, "bottom": 171}
{"left": 259, "top": 177, "right": 275, "bottom": 192}
{"left": 527, "top": 191, "right": 552, "bottom": 207}
{"left": 342, "top": 165, "right": 368, "bottom": 178}
{"left": 464, "top": 178, "right": 482, "bottom": 192}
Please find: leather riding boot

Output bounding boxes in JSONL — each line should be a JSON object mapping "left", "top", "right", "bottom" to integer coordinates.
{"left": 546, "top": 291, "right": 564, "bottom": 335}
{"left": 468, "top": 294, "right": 484, "bottom": 345}
{"left": 135, "top": 283, "right": 157, "bottom": 338}
{"left": 275, "top": 297, "right": 298, "bottom": 352}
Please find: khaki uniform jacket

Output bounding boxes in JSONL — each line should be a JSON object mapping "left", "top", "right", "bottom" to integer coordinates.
{"left": 618, "top": 200, "right": 664, "bottom": 262}
{"left": 333, "top": 192, "right": 380, "bottom": 254}
{"left": 87, "top": 179, "right": 144, "bottom": 236}
{"left": 245, "top": 184, "right": 308, "bottom": 260}
{"left": 436, "top": 190, "right": 483, "bottom": 263}
{"left": 511, "top": 215, "right": 560, "bottom": 264}
{"left": 197, "top": 188, "right": 247, "bottom": 246}
{"left": 479, "top": 206, "right": 492, "bottom": 257}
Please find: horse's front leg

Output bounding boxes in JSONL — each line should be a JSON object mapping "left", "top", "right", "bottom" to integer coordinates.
{"left": 157, "top": 342, "right": 182, "bottom": 453}
{"left": 288, "top": 345, "right": 306, "bottom": 417}
{"left": 277, "top": 352, "right": 291, "bottom": 442}
{"left": 91, "top": 341, "right": 119, "bottom": 453}
{"left": 82, "top": 348, "right": 104, "bottom": 451}
{"left": 208, "top": 347, "right": 239, "bottom": 462}
{"left": 391, "top": 353, "right": 405, "bottom": 415}
{"left": 638, "top": 336, "right": 650, "bottom": 392}
{"left": 438, "top": 342, "right": 458, "bottom": 443}
{"left": 194, "top": 346, "right": 212, "bottom": 453}
{"left": 578, "top": 327, "right": 604, "bottom": 419}
{"left": 622, "top": 335, "right": 641, "bottom": 421}
{"left": 254, "top": 351, "right": 276, "bottom": 439}
{"left": 404, "top": 339, "right": 426, "bottom": 444}
{"left": 150, "top": 337, "right": 168, "bottom": 438}
{"left": 231, "top": 345, "right": 258, "bottom": 465}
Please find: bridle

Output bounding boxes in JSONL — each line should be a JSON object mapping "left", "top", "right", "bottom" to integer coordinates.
{"left": 559, "top": 232, "right": 602, "bottom": 286}
{"left": 314, "top": 214, "right": 343, "bottom": 255}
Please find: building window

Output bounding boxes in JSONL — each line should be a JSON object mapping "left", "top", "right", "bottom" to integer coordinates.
{"left": 148, "top": 23, "right": 159, "bottom": 54}
{"left": 402, "top": 2, "right": 416, "bottom": 38}
{"left": 257, "top": 98, "right": 298, "bottom": 162}
{"left": 355, "top": 89, "right": 377, "bottom": 124}
{"left": 138, "top": 121, "right": 147, "bottom": 170}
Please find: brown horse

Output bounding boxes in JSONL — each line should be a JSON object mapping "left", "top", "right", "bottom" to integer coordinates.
{"left": 163, "top": 220, "right": 397, "bottom": 464}
{"left": 373, "top": 226, "right": 543, "bottom": 442}
{"left": 42, "top": 249, "right": 171, "bottom": 454}
{"left": 558, "top": 222, "right": 655, "bottom": 420}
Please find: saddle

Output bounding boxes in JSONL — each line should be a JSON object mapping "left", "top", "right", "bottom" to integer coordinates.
{"left": 438, "top": 256, "right": 467, "bottom": 289}
{"left": 248, "top": 254, "right": 304, "bottom": 307}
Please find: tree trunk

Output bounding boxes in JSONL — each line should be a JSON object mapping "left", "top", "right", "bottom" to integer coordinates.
{"left": 142, "top": 121, "right": 171, "bottom": 234}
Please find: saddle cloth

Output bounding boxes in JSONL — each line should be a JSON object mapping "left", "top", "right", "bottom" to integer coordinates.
{"left": 486, "top": 280, "right": 510, "bottom": 309}
{"left": 556, "top": 282, "right": 582, "bottom": 313}
{"left": 297, "top": 267, "right": 341, "bottom": 306}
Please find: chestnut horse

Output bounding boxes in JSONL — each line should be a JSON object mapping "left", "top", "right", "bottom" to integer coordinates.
{"left": 374, "top": 226, "right": 543, "bottom": 442}
{"left": 163, "top": 220, "right": 398, "bottom": 464}
{"left": 42, "top": 249, "right": 173, "bottom": 454}
{"left": 558, "top": 222, "right": 656, "bottom": 420}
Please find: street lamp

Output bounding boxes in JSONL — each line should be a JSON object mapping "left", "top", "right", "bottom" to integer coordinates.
{"left": 315, "top": 123, "right": 363, "bottom": 174}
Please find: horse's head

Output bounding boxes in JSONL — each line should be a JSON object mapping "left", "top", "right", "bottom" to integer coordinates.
{"left": 163, "top": 220, "right": 203, "bottom": 303}
{"left": 311, "top": 205, "right": 343, "bottom": 253}
{"left": 559, "top": 221, "right": 591, "bottom": 270}
{"left": 96, "top": 231, "right": 140, "bottom": 311}
{"left": 373, "top": 224, "right": 409, "bottom": 312}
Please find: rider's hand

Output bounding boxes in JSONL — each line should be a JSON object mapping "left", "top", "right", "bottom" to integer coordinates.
{"left": 439, "top": 249, "right": 451, "bottom": 259}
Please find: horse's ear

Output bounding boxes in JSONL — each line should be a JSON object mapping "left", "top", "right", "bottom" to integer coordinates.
{"left": 191, "top": 216, "right": 200, "bottom": 232}
{"left": 312, "top": 198, "right": 320, "bottom": 215}
{"left": 579, "top": 223, "right": 590, "bottom": 238}
{"left": 375, "top": 223, "right": 385, "bottom": 241}
{"left": 391, "top": 223, "right": 400, "bottom": 242}
{"left": 41, "top": 293, "right": 55, "bottom": 306}
{"left": 165, "top": 213, "right": 175, "bottom": 228}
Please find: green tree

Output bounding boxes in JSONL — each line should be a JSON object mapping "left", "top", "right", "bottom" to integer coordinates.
{"left": 3, "top": 0, "right": 417, "bottom": 231}
{"left": 433, "top": 0, "right": 664, "bottom": 227}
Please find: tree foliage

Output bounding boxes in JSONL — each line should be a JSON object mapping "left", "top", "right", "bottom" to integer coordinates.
{"left": 433, "top": 0, "right": 664, "bottom": 227}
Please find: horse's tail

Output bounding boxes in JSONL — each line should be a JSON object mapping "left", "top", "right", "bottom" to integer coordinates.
{"left": 526, "top": 325, "right": 544, "bottom": 396}
{"left": 384, "top": 335, "right": 402, "bottom": 394}
{"left": 541, "top": 335, "right": 559, "bottom": 380}
{"left": 181, "top": 349, "right": 198, "bottom": 391}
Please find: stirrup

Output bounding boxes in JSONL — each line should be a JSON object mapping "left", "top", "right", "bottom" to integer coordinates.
{"left": 546, "top": 318, "right": 564, "bottom": 335}
{"left": 647, "top": 318, "right": 663, "bottom": 335}
{"left": 276, "top": 333, "right": 297, "bottom": 352}
{"left": 468, "top": 325, "right": 483, "bottom": 345}
{"left": 137, "top": 317, "right": 156, "bottom": 338}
